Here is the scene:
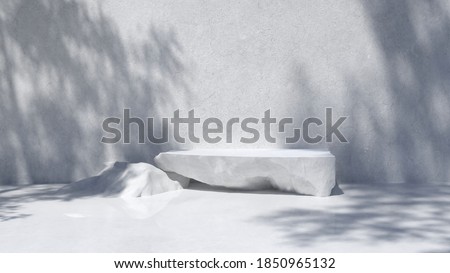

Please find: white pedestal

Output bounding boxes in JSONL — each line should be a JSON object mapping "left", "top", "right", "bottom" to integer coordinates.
{"left": 155, "top": 149, "right": 335, "bottom": 196}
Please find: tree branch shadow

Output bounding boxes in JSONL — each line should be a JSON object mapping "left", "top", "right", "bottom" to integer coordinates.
{"left": 254, "top": 184, "right": 450, "bottom": 252}
{"left": 0, "top": 0, "right": 192, "bottom": 185}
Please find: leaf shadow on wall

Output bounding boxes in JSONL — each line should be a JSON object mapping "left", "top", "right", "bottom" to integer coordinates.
{"left": 0, "top": 0, "right": 192, "bottom": 186}
{"left": 270, "top": 0, "right": 450, "bottom": 251}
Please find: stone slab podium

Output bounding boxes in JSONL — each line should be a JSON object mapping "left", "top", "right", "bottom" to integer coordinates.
{"left": 155, "top": 149, "right": 335, "bottom": 196}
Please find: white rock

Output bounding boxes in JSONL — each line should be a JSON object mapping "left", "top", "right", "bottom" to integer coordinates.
{"left": 155, "top": 149, "right": 335, "bottom": 197}
{"left": 63, "top": 162, "right": 189, "bottom": 198}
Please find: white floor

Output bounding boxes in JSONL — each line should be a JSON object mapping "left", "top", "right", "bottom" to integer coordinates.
{"left": 1, "top": 182, "right": 450, "bottom": 252}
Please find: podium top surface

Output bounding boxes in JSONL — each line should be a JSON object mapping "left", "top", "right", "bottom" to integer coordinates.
{"left": 160, "top": 149, "right": 334, "bottom": 158}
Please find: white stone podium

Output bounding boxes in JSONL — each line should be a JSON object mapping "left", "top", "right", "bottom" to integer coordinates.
{"left": 155, "top": 149, "right": 335, "bottom": 196}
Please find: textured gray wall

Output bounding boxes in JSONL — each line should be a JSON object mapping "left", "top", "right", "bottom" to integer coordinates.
{"left": 1, "top": 0, "right": 449, "bottom": 185}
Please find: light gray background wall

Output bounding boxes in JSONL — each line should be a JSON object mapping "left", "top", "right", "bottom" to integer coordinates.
{"left": 1, "top": 0, "right": 449, "bottom": 185}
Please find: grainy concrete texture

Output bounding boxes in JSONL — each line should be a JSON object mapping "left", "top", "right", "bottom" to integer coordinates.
{"left": 1, "top": 183, "right": 450, "bottom": 252}
{"left": 1, "top": 0, "right": 450, "bottom": 185}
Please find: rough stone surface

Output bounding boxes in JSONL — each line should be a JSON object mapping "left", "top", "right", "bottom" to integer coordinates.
{"left": 62, "top": 162, "right": 189, "bottom": 198}
{"left": 155, "top": 149, "right": 335, "bottom": 196}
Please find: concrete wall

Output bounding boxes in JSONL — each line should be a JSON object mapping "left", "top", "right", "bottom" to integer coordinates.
{"left": 1, "top": 0, "right": 450, "bottom": 185}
